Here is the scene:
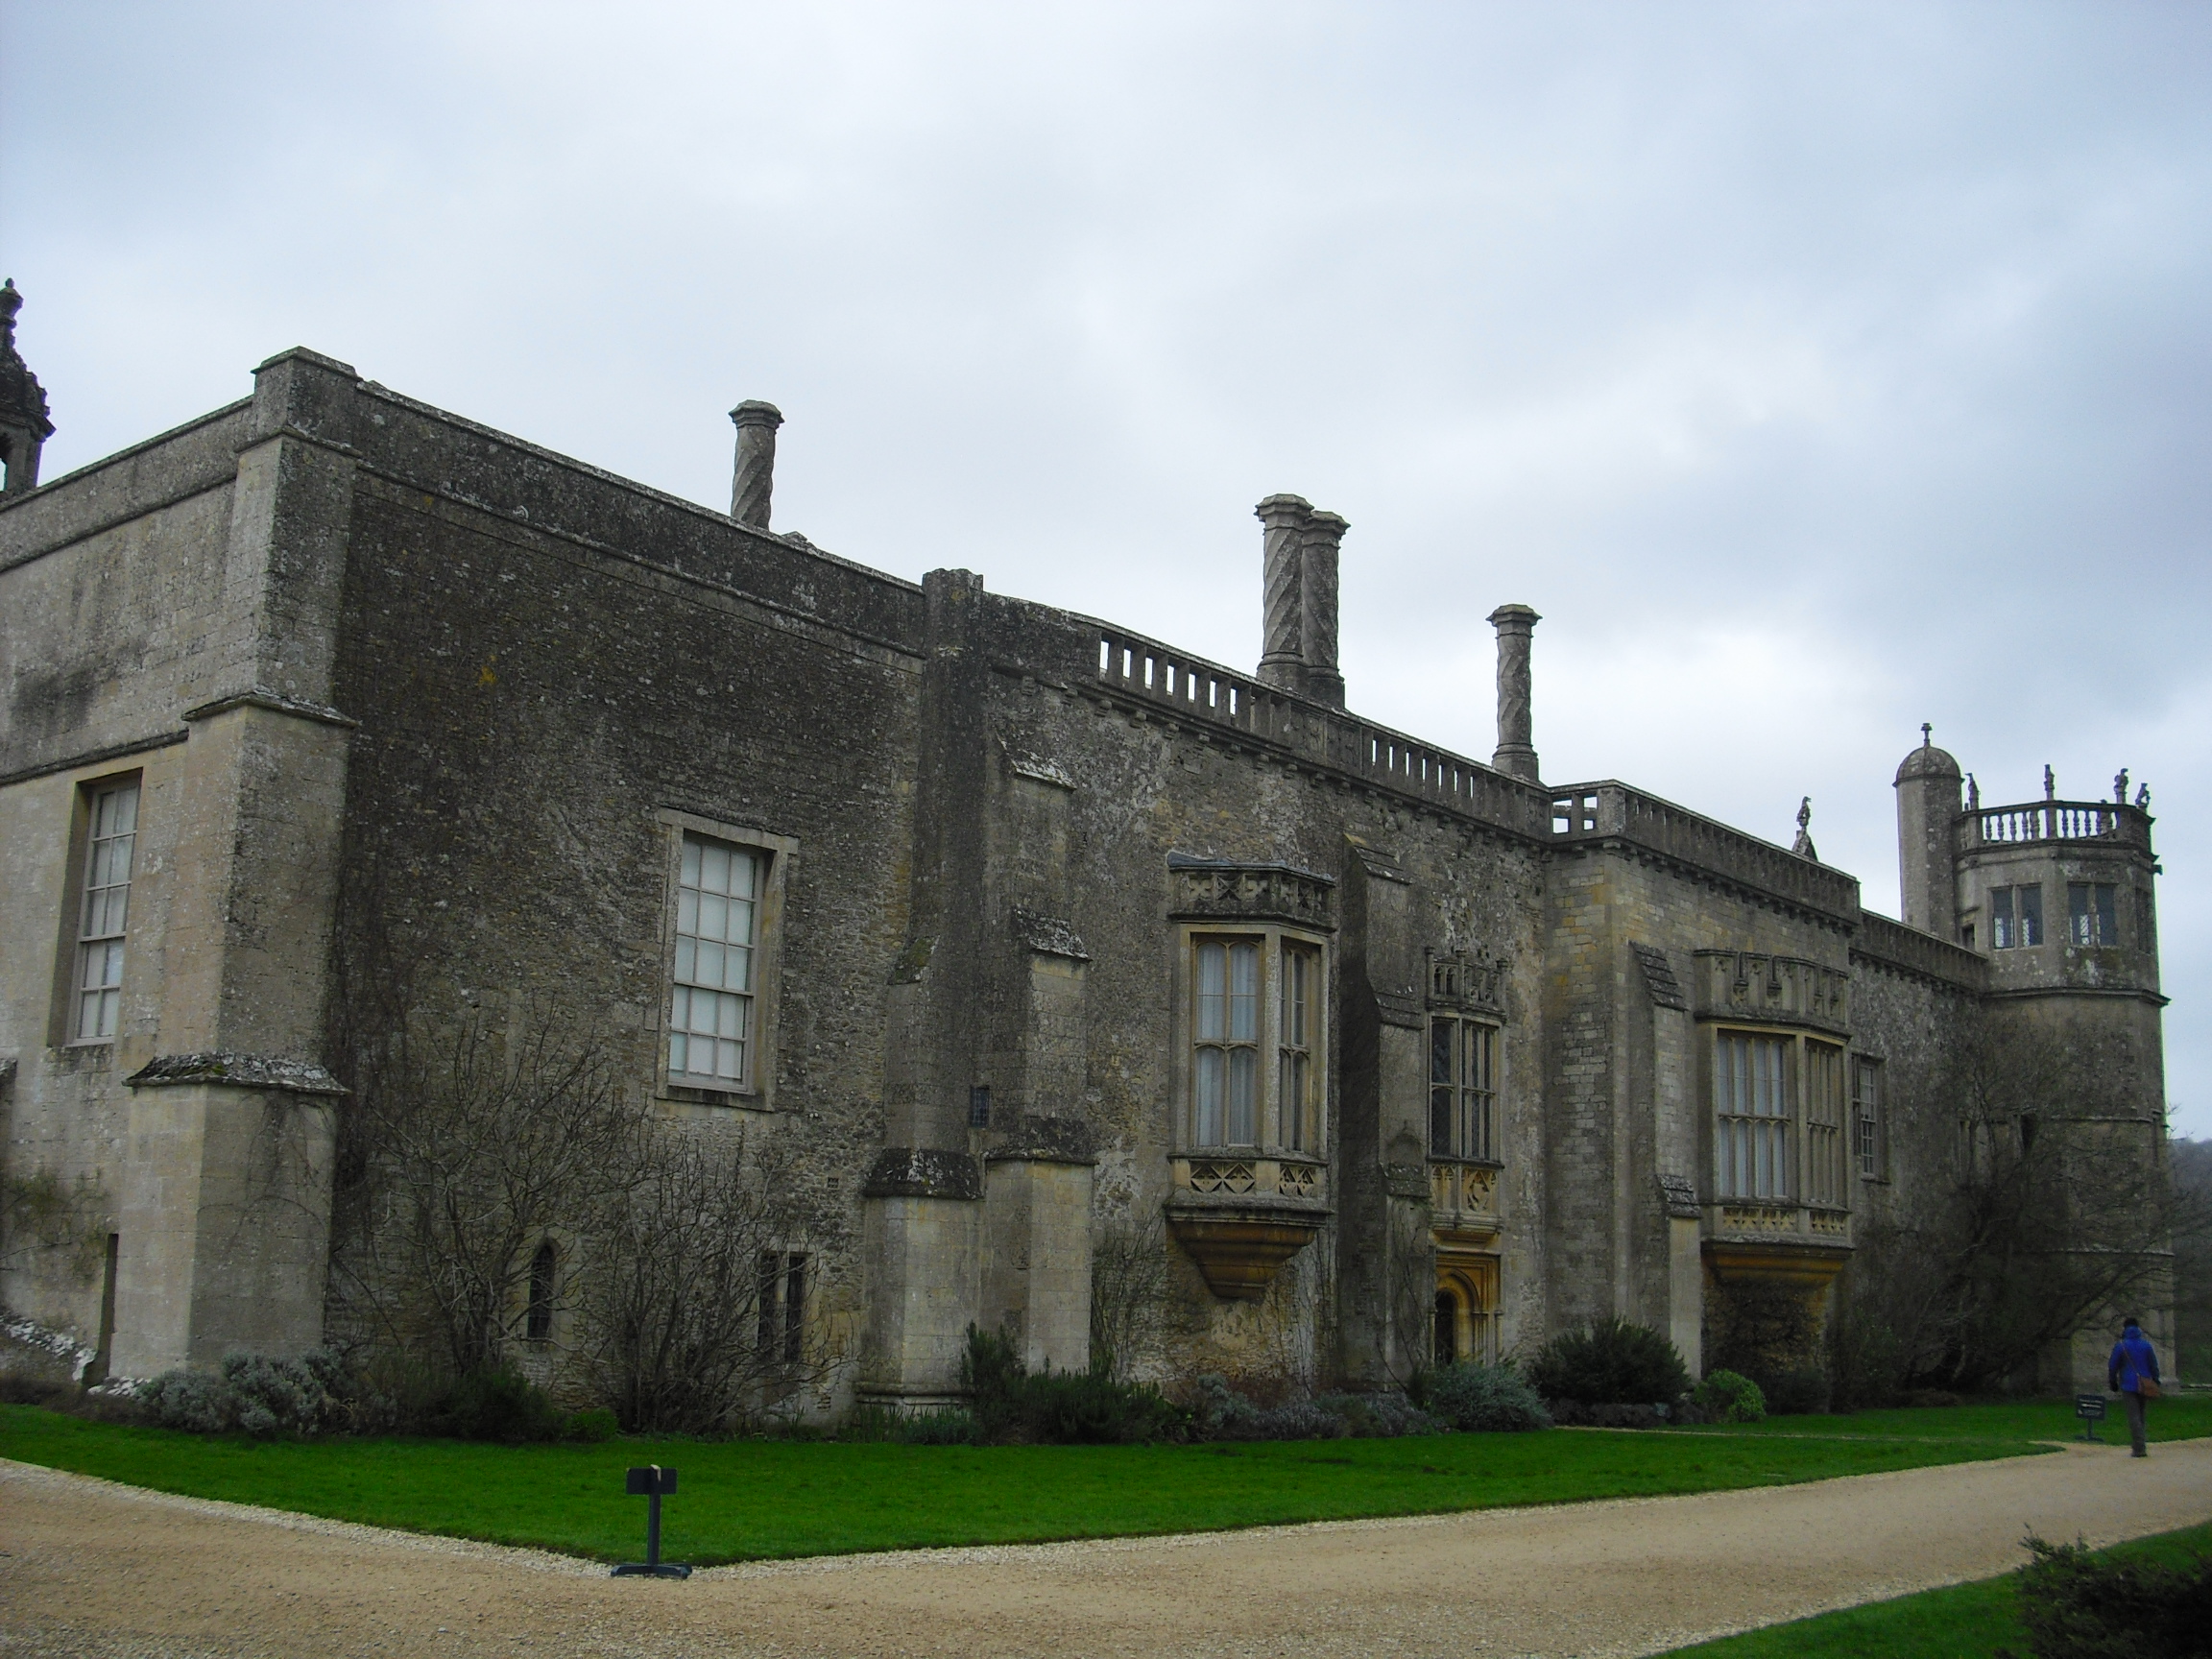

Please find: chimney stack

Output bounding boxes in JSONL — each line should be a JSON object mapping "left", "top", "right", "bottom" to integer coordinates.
{"left": 729, "top": 400, "right": 783, "bottom": 528}
{"left": 1253, "top": 493, "right": 1347, "bottom": 709}
{"left": 1488, "top": 605, "right": 1541, "bottom": 781}
{"left": 1299, "top": 511, "right": 1347, "bottom": 709}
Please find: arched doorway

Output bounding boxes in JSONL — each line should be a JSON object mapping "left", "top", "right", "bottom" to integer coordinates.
{"left": 1433, "top": 1259, "right": 1501, "bottom": 1367}
{"left": 1433, "top": 1288, "right": 1461, "bottom": 1367}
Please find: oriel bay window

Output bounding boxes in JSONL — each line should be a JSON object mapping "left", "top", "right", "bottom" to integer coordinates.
{"left": 1188, "top": 930, "right": 1326, "bottom": 1152}
{"left": 1430, "top": 1016, "right": 1497, "bottom": 1163}
{"left": 1712, "top": 1029, "right": 1852, "bottom": 1209}
{"left": 1715, "top": 1032, "right": 1790, "bottom": 1200}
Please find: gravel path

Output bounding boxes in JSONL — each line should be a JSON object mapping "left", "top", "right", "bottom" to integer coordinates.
{"left": 4, "top": 1439, "right": 2209, "bottom": 1658}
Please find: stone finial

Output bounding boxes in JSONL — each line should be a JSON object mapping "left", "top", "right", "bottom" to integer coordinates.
{"left": 1921, "top": 721, "right": 1933, "bottom": 748}
{"left": 729, "top": 399, "right": 783, "bottom": 528}
{"left": 2044, "top": 763, "right": 2056, "bottom": 801}
{"left": 1967, "top": 773, "right": 1981, "bottom": 810}
{"left": 1487, "top": 605, "right": 1541, "bottom": 781}
{"left": 1791, "top": 796, "right": 1818, "bottom": 861}
{"left": 0, "top": 277, "right": 56, "bottom": 495}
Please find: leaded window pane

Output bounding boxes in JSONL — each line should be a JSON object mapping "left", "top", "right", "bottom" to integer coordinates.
{"left": 75, "top": 782, "right": 139, "bottom": 1044}
{"left": 668, "top": 833, "right": 758, "bottom": 1085}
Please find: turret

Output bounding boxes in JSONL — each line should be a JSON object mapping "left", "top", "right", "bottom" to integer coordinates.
{"left": 1894, "top": 725, "right": 1961, "bottom": 939}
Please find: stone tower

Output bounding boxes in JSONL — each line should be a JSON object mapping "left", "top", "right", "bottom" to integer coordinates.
{"left": 1893, "top": 728, "right": 1961, "bottom": 940}
{"left": 1902, "top": 739, "right": 2172, "bottom": 1388}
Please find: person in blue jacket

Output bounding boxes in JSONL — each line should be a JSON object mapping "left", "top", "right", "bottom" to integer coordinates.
{"left": 2106, "top": 1316, "right": 2162, "bottom": 1457}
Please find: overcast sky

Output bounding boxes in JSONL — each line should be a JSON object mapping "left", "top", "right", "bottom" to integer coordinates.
{"left": 7, "top": 1, "right": 2208, "bottom": 1134}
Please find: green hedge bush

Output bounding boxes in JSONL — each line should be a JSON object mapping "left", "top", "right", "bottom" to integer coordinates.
{"left": 1526, "top": 1316, "right": 1692, "bottom": 1407}
{"left": 1693, "top": 1368, "right": 1767, "bottom": 1424}
{"left": 1424, "top": 1362, "right": 1551, "bottom": 1431}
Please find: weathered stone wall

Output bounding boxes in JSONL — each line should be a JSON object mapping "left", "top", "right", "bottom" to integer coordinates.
{"left": 322, "top": 395, "right": 927, "bottom": 1411}
{"left": 4, "top": 345, "right": 2169, "bottom": 1408}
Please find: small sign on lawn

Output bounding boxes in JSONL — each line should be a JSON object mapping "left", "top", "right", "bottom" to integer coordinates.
{"left": 2074, "top": 1394, "right": 2107, "bottom": 1442}
{"left": 611, "top": 1464, "right": 691, "bottom": 1579}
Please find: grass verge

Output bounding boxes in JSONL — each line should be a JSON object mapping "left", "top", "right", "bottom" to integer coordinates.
{"left": 0, "top": 1401, "right": 2084, "bottom": 1566}
{"left": 1670, "top": 1395, "right": 2212, "bottom": 1446}
{"left": 1658, "top": 1519, "right": 2212, "bottom": 1657}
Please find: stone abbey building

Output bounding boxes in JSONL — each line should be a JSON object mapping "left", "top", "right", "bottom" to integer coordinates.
{"left": 0, "top": 292, "right": 2176, "bottom": 1407}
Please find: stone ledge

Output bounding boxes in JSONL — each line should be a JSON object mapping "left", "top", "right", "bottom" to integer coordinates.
{"left": 862, "top": 1146, "right": 983, "bottom": 1200}
{"left": 181, "top": 689, "right": 361, "bottom": 731}
{"left": 123, "top": 1052, "right": 346, "bottom": 1095}
{"left": 985, "top": 1115, "right": 1097, "bottom": 1166}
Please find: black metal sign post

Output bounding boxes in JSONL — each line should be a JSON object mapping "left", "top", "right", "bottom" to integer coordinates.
{"left": 612, "top": 1465, "right": 692, "bottom": 1578}
{"left": 2074, "top": 1394, "right": 2107, "bottom": 1443}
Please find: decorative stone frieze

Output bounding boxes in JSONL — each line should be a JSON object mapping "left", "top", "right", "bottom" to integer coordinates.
{"left": 1430, "top": 1160, "right": 1500, "bottom": 1223}
{"left": 1166, "top": 1155, "right": 1329, "bottom": 1299}
{"left": 1427, "top": 947, "right": 1508, "bottom": 1015}
{"left": 1166, "top": 853, "right": 1335, "bottom": 930}
{"left": 1693, "top": 950, "right": 1849, "bottom": 1035}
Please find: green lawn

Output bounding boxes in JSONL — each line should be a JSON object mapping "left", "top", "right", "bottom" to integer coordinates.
{"left": 1660, "top": 1520, "right": 2212, "bottom": 1657}
{"left": 1670, "top": 1394, "right": 2212, "bottom": 1447}
{"left": 0, "top": 1401, "right": 2109, "bottom": 1566}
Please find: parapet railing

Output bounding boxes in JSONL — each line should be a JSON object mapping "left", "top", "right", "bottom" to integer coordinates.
{"left": 1546, "top": 782, "right": 1863, "bottom": 922}
{"left": 1091, "top": 627, "right": 1548, "bottom": 835}
{"left": 1967, "top": 800, "right": 2152, "bottom": 852}
{"left": 1853, "top": 911, "right": 1989, "bottom": 991}
{"left": 1089, "top": 626, "right": 1863, "bottom": 921}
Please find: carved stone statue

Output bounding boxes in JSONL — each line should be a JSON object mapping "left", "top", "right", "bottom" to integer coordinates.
{"left": 2044, "top": 763, "right": 2056, "bottom": 801}
{"left": 2114, "top": 769, "right": 2129, "bottom": 805}
{"left": 2137, "top": 783, "right": 2152, "bottom": 810}
{"left": 1966, "top": 773, "right": 1981, "bottom": 811}
{"left": 1791, "top": 796, "right": 1817, "bottom": 861}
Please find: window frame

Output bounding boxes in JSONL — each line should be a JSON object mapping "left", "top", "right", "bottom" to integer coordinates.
{"left": 1174, "top": 922, "right": 1330, "bottom": 1159}
{"left": 1708, "top": 1026, "right": 1854, "bottom": 1213}
{"left": 1989, "top": 882, "right": 2043, "bottom": 950}
{"left": 2067, "top": 880, "right": 2118, "bottom": 948}
{"left": 1428, "top": 1013, "right": 1500, "bottom": 1165}
{"left": 58, "top": 774, "right": 143, "bottom": 1048}
{"left": 654, "top": 808, "right": 796, "bottom": 1109}
{"left": 1713, "top": 1028, "right": 1793, "bottom": 1202}
{"left": 1853, "top": 1055, "right": 1887, "bottom": 1182}
{"left": 1803, "top": 1038, "right": 1847, "bottom": 1209}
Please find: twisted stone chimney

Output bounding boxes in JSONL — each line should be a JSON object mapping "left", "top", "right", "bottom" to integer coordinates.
{"left": 1253, "top": 493, "right": 1347, "bottom": 709}
{"left": 730, "top": 400, "right": 783, "bottom": 528}
{"left": 1488, "top": 605, "right": 1541, "bottom": 781}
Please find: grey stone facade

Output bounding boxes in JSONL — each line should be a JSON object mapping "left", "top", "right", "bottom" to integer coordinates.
{"left": 0, "top": 315, "right": 2175, "bottom": 1404}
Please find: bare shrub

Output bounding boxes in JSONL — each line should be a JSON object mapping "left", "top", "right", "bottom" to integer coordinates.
{"left": 331, "top": 1007, "right": 643, "bottom": 1379}
{"left": 580, "top": 1131, "right": 828, "bottom": 1433}
{"left": 1090, "top": 1212, "right": 1169, "bottom": 1381}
